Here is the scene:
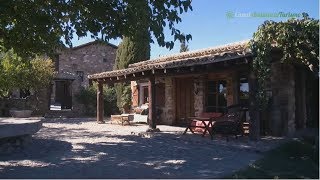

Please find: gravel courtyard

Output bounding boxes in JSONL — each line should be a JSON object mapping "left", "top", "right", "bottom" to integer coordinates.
{"left": 0, "top": 118, "right": 285, "bottom": 179}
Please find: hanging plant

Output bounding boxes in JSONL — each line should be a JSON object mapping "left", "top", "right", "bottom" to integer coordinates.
{"left": 250, "top": 13, "right": 319, "bottom": 109}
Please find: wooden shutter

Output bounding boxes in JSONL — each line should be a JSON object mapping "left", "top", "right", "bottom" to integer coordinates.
{"left": 132, "top": 85, "right": 139, "bottom": 107}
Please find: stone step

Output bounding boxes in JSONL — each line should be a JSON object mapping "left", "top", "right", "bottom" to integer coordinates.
{"left": 44, "top": 110, "right": 77, "bottom": 118}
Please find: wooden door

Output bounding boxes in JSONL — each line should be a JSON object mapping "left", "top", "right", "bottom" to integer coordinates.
{"left": 175, "top": 78, "right": 194, "bottom": 125}
{"left": 55, "top": 81, "right": 72, "bottom": 109}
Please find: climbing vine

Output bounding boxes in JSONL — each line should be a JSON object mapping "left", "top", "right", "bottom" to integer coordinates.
{"left": 250, "top": 13, "right": 319, "bottom": 109}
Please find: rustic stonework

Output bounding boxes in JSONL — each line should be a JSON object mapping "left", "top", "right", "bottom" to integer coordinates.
{"left": 161, "top": 77, "right": 175, "bottom": 125}
{"left": 54, "top": 41, "right": 117, "bottom": 114}
{"left": 226, "top": 76, "right": 234, "bottom": 106}
{"left": 0, "top": 87, "right": 50, "bottom": 116}
{"left": 58, "top": 41, "right": 117, "bottom": 88}
{"left": 270, "top": 62, "right": 296, "bottom": 136}
{"left": 194, "top": 76, "right": 205, "bottom": 116}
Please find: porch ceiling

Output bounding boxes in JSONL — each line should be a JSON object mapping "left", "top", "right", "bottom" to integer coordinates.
{"left": 88, "top": 40, "right": 252, "bottom": 82}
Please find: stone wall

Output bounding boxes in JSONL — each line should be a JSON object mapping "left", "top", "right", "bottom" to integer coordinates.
{"left": 270, "top": 62, "right": 296, "bottom": 136}
{"left": 56, "top": 41, "right": 117, "bottom": 114}
{"left": 160, "top": 77, "right": 175, "bottom": 125}
{"left": 58, "top": 42, "right": 117, "bottom": 88}
{"left": 0, "top": 88, "right": 51, "bottom": 117}
{"left": 194, "top": 76, "right": 205, "bottom": 116}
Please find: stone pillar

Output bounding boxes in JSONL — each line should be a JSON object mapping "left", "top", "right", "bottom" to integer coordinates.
{"left": 286, "top": 65, "right": 296, "bottom": 135}
{"left": 226, "top": 76, "right": 234, "bottom": 106}
{"left": 232, "top": 72, "right": 240, "bottom": 105}
{"left": 97, "top": 82, "right": 105, "bottom": 124}
{"left": 162, "top": 77, "right": 175, "bottom": 125}
{"left": 300, "top": 71, "right": 307, "bottom": 128}
{"left": 194, "top": 76, "right": 205, "bottom": 116}
{"left": 270, "top": 62, "right": 296, "bottom": 136}
{"left": 248, "top": 69, "right": 260, "bottom": 141}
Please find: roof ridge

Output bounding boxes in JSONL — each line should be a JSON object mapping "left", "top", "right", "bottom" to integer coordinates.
{"left": 129, "top": 39, "right": 250, "bottom": 68}
{"left": 70, "top": 40, "right": 118, "bottom": 50}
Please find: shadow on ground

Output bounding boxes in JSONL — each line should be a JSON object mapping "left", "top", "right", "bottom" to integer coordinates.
{"left": 0, "top": 120, "right": 271, "bottom": 179}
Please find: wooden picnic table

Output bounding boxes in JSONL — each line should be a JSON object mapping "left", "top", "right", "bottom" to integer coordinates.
{"left": 120, "top": 114, "right": 133, "bottom": 126}
{"left": 110, "top": 114, "right": 134, "bottom": 126}
{"left": 183, "top": 117, "right": 215, "bottom": 139}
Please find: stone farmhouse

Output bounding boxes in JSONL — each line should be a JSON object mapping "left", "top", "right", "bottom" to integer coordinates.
{"left": 51, "top": 40, "right": 117, "bottom": 113}
{"left": 89, "top": 40, "right": 318, "bottom": 137}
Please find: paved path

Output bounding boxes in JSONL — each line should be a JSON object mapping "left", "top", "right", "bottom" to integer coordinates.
{"left": 0, "top": 118, "right": 285, "bottom": 179}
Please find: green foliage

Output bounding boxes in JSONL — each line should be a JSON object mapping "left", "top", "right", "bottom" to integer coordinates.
{"left": 113, "top": 34, "right": 150, "bottom": 111}
{"left": 113, "top": 1, "right": 152, "bottom": 111}
{"left": 121, "top": 85, "right": 132, "bottom": 108}
{"left": 114, "top": 36, "right": 151, "bottom": 70}
{"left": 0, "top": 0, "right": 192, "bottom": 57}
{"left": 250, "top": 14, "right": 319, "bottom": 109}
{"left": 0, "top": 49, "right": 54, "bottom": 98}
{"left": 180, "top": 34, "right": 189, "bottom": 52}
{"left": 75, "top": 84, "right": 119, "bottom": 116}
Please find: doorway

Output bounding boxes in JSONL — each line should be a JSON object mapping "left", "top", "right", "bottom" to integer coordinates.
{"left": 175, "top": 77, "right": 194, "bottom": 125}
{"left": 51, "top": 80, "right": 72, "bottom": 110}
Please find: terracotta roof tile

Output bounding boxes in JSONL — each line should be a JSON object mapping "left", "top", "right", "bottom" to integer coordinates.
{"left": 88, "top": 40, "right": 251, "bottom": 80}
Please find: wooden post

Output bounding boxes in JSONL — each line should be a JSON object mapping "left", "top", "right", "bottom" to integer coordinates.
{"left": 248, "top": 69, "right": 260, "bottom": 141}
{"left": 97, "top": 82, "right": 105, "bottom": 124}
{"left": 148, "top": 76, "right": 157, "bottom": 129}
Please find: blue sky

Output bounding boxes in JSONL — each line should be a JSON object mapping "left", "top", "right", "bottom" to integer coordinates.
{"left": 71, "top": 0, "right": 319, "bottom": 59}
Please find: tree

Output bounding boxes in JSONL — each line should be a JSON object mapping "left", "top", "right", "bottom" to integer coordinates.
{"left": 0, "top": 49, "right": 54, "bottom": 98}
{"left": 75, "top": 84, "right": 119, "bottom": 116}
{"left": 0, "top": 0, "right": 192, "bottom": 57}
{"left": 113, "top": 0, "right": 151, "bottom": 112}
{"left": 180, "top": 34, "right": 189, "bottom": 52}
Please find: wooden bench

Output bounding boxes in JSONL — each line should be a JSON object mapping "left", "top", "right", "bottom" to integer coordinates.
{"left": 211, "top": 106, "right": 248, "bottom": 141}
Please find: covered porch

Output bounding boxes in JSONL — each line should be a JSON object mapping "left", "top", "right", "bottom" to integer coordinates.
{"left": 88, "top": 41, "right": 258, "bottom": 134}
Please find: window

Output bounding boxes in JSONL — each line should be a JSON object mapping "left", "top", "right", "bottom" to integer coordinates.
{"left": 143, "top": 86, "right": 149, "bottom": 104}
{"left": 206, "top": 80, "right": 227, "bottom": 113}
{"left": 239, "top": 77, "right": 249, "bottom": 106}
{"left": 76, "top": 71, "right": 84, "bottom": 82}
{"left": 20, "top": 89, "right": 31, "bottom": 98}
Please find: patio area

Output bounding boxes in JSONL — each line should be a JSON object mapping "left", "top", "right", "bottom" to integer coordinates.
{"left": 0, "top": 118, "right": 286, "bottom": 179}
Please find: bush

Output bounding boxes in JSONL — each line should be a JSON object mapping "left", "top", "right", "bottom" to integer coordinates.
{"left": 75, "top": 84, "right": 119, "bottom": 116}
{"left": 0, "top": 49, "right": 54, "bottom": 98}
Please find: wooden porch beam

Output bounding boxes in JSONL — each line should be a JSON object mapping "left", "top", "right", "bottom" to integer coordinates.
{"left": 148, "top": 76, "right": 157, "bottom": 130}
{"left": 97, "top": 82, "right": 105, "bottom": 124}
{"left": 89, "top": 57, "right": 252, "bottom": 84}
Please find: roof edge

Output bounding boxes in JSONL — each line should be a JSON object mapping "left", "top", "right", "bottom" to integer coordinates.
{"left": 128, "top": 39, "right": 250, "bottom": 68}
{"left": 71, "top": 40, "right": 118, "bottom": 50}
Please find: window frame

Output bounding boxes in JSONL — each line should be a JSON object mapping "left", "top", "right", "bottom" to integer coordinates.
{"left": 205, "top": 79, "right": 228, "bottom": 113}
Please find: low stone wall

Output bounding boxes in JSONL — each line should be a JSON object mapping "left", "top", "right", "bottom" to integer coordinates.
{"left": 0, "top": 88, "right": 50, "bottom": 117}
